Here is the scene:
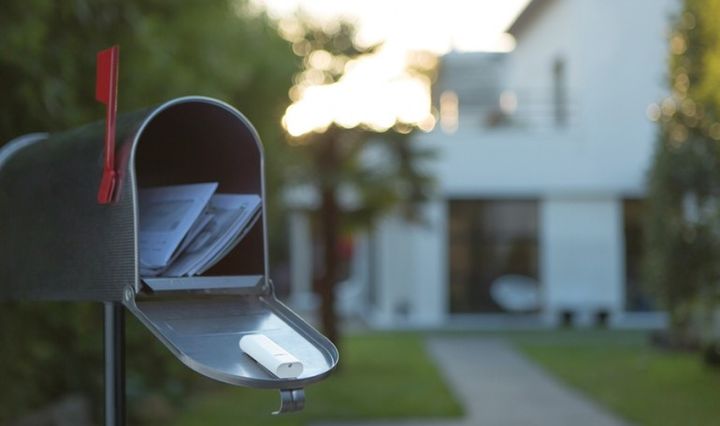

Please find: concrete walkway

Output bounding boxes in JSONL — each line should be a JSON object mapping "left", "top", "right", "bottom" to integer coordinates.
{"left": 314, "top": 337, "right": 629, "bottom": 426}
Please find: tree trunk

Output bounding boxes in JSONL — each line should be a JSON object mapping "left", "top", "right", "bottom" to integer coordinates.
{"left": 318, "top": 135, "right": 340, "bottom": 345}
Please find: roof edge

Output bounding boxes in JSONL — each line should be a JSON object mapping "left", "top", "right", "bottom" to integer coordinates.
{"left": 507, "top": 0, "right": 554, "bottom": 38}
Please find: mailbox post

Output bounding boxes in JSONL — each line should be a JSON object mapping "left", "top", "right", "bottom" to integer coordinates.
{"left": 104, "top": 303, "right": 125, "bottom": 426}
{"left": 0, "top": 96, "right": 339, "bottom": 424}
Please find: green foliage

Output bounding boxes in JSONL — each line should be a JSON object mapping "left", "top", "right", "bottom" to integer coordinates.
{"left": 644, "top": 0, "right": 720, "bottom": 334}
{"left": 0, "top": 303, "right": 103, "bottom": 421}
{"left": 1, "top": 1, "right": 296, "bottom": 142}
{"left": 170, "top": 333, "right": 463, "bottom": 426}
{"left": 0, "top": 0, "right": 298, "bottom": 423}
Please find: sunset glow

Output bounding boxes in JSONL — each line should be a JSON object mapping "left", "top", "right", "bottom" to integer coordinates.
{"left": 254, "top": 0, "right": 531, "bottom": 136}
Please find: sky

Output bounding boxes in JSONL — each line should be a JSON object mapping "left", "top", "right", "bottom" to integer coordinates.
{"left": 252, "top": 0, "right": 532, "bottom": 136}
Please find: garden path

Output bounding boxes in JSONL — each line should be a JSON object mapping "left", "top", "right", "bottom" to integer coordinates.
{"left": 314, "top": 337, "right": 630, "bottom": 426}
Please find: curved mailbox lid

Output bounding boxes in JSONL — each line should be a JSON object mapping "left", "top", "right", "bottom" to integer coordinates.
{"left": 124, "top": 279, "right": 339, "bottom": 389}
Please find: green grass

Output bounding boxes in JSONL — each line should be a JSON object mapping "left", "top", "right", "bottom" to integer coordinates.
{"left": 170, "top": 333, "right": 463, "bottom": 426}
{"left": 509, "top": 330, "right": 720, "bottom": 426}
{"left": 168, "top": 329, "right": 720, "bottom": 426}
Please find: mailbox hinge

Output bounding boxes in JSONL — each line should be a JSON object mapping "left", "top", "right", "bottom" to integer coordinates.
{"left": 273, "top": 388, "right": 305, "bottom": 415}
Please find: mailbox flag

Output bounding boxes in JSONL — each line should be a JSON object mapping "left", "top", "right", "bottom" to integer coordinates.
{"left": 96, "top": 45, "right": 119, "bottom": 204}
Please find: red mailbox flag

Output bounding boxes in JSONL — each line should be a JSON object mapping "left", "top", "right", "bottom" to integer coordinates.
{"left": 96, "top": 45, "right": 119, "bottom": 204}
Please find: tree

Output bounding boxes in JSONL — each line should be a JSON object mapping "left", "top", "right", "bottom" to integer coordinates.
{"left": 278, "top": 18, "right": 436, "bottom": 346}
{"left": 644, "top": 0, "right": 720, "bottom": 349}
{"left": 0, "top": 1, "right": 298, "bottom": 423}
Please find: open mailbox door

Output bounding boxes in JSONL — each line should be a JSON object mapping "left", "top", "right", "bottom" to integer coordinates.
{"left": 0, "top": 96, "right": 338, "bottom": 413}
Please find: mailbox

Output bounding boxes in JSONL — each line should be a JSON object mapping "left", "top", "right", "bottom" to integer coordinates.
{"left": 0, "top": 96, "right": 338, "bottom": 415}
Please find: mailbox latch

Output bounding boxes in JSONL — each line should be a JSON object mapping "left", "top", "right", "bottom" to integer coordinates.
{"left": 273, "top": 388, "right": 305, "bottom": 415}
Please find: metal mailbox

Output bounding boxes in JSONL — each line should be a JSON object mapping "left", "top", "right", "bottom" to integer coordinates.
{"left": 0, "top": 96, "right": 338, "bottom": 415}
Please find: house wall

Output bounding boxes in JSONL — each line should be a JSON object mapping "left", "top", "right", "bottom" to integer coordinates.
{"left": 369, "top": 201, "right": 448, "bottom": 326}
{"left": 540, "top": 197, "right": 624, "bottom": 325}
{"left": 580, "top": 0, "right": 674, "bottom": 195}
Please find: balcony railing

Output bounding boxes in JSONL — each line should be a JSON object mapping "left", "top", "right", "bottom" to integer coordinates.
{"left": 439, "top": 87, "right": 579, "bottom": 133}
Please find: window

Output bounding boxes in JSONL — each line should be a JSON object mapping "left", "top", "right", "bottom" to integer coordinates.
{"left": 448, "top": 199, "right": 539, "bottom": 313}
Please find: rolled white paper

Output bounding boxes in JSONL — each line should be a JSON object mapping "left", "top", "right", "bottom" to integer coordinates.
{"left": 239, "top": 334, "right": 304, "bottom": 379}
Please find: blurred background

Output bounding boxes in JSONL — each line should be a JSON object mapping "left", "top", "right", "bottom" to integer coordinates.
{"left": 1, "top": 0, "right": 719, "bottom": 425}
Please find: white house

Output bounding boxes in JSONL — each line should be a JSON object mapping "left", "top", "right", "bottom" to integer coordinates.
{"left": 288, "top": 0, "right": 677, "bottom": 328}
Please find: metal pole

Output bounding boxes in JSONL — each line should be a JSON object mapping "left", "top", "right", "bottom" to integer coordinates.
{"left": 104, "top": 302, "right": 125, "bottom": 426}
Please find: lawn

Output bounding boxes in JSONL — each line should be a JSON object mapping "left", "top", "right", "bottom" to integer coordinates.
{"left": 169, "top": 333, "right": 463, "bottom": 426}
{"left": 167, "top": 330, "right": 720, "bottom": 426}
{"left": 509, "top": 330, "right": 720, "bottom": 426}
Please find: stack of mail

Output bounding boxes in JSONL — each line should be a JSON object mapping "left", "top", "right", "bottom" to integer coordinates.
{"left": 138, "top": 183, "right": 261, "bottom": 277}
